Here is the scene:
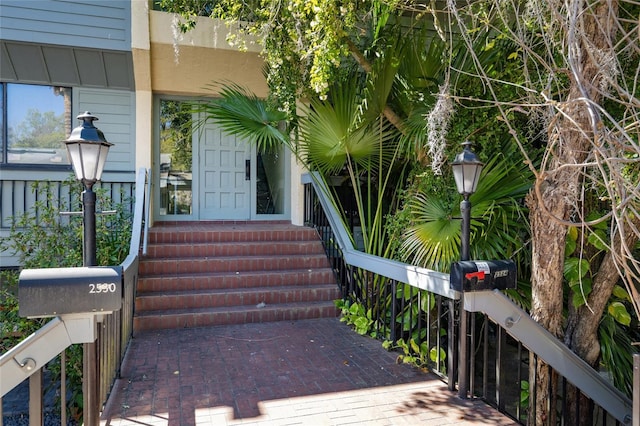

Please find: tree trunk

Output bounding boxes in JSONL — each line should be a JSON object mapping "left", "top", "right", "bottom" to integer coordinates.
{"left": 569, "top": 214, "right": 640, "bottom": 363}
{"left": 527, "top": 163, "right": 577, "bottom": 425}
{"left": 527, "top": 0, "right": 619, "bottom": 423}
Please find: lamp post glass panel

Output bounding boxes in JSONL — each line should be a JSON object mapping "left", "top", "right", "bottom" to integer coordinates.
{"left": 451, "top": 141, "right": 483, "bottom": 399}
{"left": 63, "top": 112, "right": 112, "bottom": 426}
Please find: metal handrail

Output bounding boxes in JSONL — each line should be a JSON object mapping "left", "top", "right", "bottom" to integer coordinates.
{"left": 127, "top": 167, "right": 151, "bottom": 258}
{"left": 303, "top": 171, "right": 634, "bottom": 424}
{"left": 97, "top": 167, "right": 150, "bottom": 405}
{"left": 301, "top": 173, "right": 457, "bottom": 300}
{"left": 465, "top": 290, "right": 633, "bottom": 423}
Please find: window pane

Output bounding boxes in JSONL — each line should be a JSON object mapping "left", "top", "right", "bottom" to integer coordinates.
{"left": 159, "top": 100, "right": 193, "bottom": 215}
{"left": 7, "top": 84, "right": 71, "bottom": 165}
{"left": 256, "top": 149, "right": 285, "bottom": 214}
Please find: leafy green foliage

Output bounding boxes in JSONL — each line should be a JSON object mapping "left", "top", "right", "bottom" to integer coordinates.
{"left": 391, "top": 338, "right": 429, "bottom": 368}
{"left": 563, "top": 217, "right": 638, "bottom": 397}
{"left": 599, "top": 314, "right": 639, "bottom": 397}
{"left": 159, "top": 0, "right": 360, "bottom": 114}
{"left": 1, "top": 178, "right": 132, "bottom": 268}
{"left": 195, "top": 83, "right": 289, "bottom": 154}
{"left": 300, "top": 80, "right": 398, "bottom": 177}
{"left": 335, "top": 299, "right": 378, "bottom": 337}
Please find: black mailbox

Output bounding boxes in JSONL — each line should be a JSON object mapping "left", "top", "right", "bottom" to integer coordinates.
{"left": 19, "top": 266, "right": 122, "bottom": 318}
{"left": 450, "top": 260, "right": 517, "bottom": 292}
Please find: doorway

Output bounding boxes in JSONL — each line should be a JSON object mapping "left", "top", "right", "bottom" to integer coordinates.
{"left": 156, "top": 98, "right": 288, "bottom": 221}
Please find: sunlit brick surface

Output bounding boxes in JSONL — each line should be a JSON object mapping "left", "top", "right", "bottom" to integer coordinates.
{"left": 102, "top": 318, "right": 517, "bottom": 426}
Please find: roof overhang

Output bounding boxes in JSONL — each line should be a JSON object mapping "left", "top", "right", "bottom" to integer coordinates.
{"left": 1, "top": 41, "right": 134, "bottom": 90}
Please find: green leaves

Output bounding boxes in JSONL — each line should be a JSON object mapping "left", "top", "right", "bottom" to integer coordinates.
{"left": 608, "top": 302, "right": 631, "bottom": 326}
{"left": 563, "top": 216, "right": 612, "bottom": 308}
{"left": 563, "top": 257, "right": 592, "bottom": 308}
{"left": 587, "top": 229, "right": 609, "bottom": 251}
{"left": 401, "top": 193, "right": 461, "bottom": 272}
{"left": 195, "top": 83, "right": 290, "bottom": 154}
{"left": 401, "top": 153, "right": 531, "bottom": 272}
{"left": 336, "top": 300, "right": 375, "bottom": 336}
{"left": 563, "top": 257, "right": 590, "bottom": 282}
{"left": 429, "top": 347, "right": 446, "bottom": 364}
{"left": 298, "top": 80, "right": 397, "bottom": 176}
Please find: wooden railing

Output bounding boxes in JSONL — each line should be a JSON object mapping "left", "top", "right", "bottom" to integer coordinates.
{"left": 96, "top": 168, "right": 150, "bottom": 414}
{"left": 0, "top": 168, "right": 150, "bottom": 425}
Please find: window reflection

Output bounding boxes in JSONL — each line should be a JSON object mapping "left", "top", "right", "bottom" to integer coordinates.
{"left": 159, "top": 100, "right": 193, "bottom": 215}
{"left": 5, "top": 84, "right": 71, "bottom": 165}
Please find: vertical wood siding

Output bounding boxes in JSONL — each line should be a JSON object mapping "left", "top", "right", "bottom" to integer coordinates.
{"left": 75, "top": 87, "right": 136, "bottom": 172}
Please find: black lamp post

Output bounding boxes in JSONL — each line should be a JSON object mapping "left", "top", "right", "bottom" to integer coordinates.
{"left": 64, "top": 112, "right": 112, "bottom": 426}
{"left": 64, "top": 112, "right": 113, "bottom": 267}
{"left": 452, "top": 141, "right": 483, "bottom": 399}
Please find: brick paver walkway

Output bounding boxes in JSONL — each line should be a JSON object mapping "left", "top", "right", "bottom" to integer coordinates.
{"left": 100, "top": 318, "right": 517, "bottom": 425}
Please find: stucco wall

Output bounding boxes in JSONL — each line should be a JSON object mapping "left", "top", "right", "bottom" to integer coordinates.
{"left": 147, "top": 11, "right": 267, "bottom": 97}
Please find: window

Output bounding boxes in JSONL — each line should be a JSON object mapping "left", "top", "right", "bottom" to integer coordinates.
{"left": 159, "top": 99, "right": 193, "bottom": 216}
{"left": 1, "top": 83, "right": 72, "bottom": 166}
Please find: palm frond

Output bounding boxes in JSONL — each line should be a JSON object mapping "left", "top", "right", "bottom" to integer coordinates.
{"left": 298, "top": 82, "right": 397, "bottom": 175}
{"left": 194, "top": 83, "right": 289, "bottom": 153}
{"left": 402, "top": 153, "right": 532, "bottom": 270}
{"left": 401, "top": 193, "right": 461, "bottom": 271}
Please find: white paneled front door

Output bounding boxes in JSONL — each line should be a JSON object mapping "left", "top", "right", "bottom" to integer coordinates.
{"left": 198, "top": 122, "right": 252, "bottom": 220}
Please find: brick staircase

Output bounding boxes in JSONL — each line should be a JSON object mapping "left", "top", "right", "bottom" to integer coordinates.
{"left": 132, "top": 221, "right": 340, "bottom": 333}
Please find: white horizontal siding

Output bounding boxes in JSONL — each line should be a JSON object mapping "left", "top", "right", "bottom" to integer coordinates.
{"left": 0, "top": 0, "right": 131, "bottom": 51}
{"left": 74, "top": 88, "right": 135, "bottom": 173}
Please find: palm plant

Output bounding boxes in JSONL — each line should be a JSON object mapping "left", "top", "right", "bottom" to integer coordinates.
{"left": 195, "top": 71, "right": 408, "bottom": 257}
{"left": 298, "top": 78, "right": 402, "bottom": 255}
{"left": 195, "top": 83, "right": 289, "bottom": 154}
{"left": 194, "top": 19, "right": 453, "bottom": 255}
{"left": 400, "top": 151, "right": 532, "bottom": 273}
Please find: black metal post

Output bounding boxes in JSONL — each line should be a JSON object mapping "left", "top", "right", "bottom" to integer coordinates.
{"left": 458, "top": 196, "right": 471, "bottom": 399}
{"left": 460, "top": 197, "right": 470, "bottom": 262}
{"left": 633, "top": 353, "right": 639, "bottom": 426}
{"left": 82, "top": 186, "right": 97, "bottom": 267}
{"left": 82, "top": 183, "right": 99, "bottom": 426}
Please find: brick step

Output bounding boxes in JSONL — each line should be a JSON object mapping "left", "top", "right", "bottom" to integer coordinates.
{"left": 147, "top": 223, "right": 320, "bottom": 244}
{"left": 135, "top": 284, "right": 341, "bottom": 312}
{"left": 137, "top": 269, "right": 336, "bottom": 293}
{"left": 134, "top": 221, "right": 339, "bottom": 333}
{"left": 144, "top": 240, "right": 325, "bottom": 259}
{"left": 139, "top": 254, "right": 330, "bottom": 276}
{"left": 133, "top": 301, "right": 339, "bottom": 332}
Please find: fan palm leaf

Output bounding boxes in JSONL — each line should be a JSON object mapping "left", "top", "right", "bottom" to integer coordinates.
{"left": 402, "top": 193, "right": 462, "bottom": 271}
{"left": 195, "top": 83, "right": 289, "bottom": 153}
{"left": 402, "top": 153, "right": 531, "bottom": 271}
{"left": 298, "top": 81, "right": 397, "bottom": 176}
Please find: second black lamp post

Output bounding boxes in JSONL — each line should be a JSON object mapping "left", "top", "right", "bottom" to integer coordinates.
{"left": 451, "top": 141, "right": 483, "bottom": 399}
